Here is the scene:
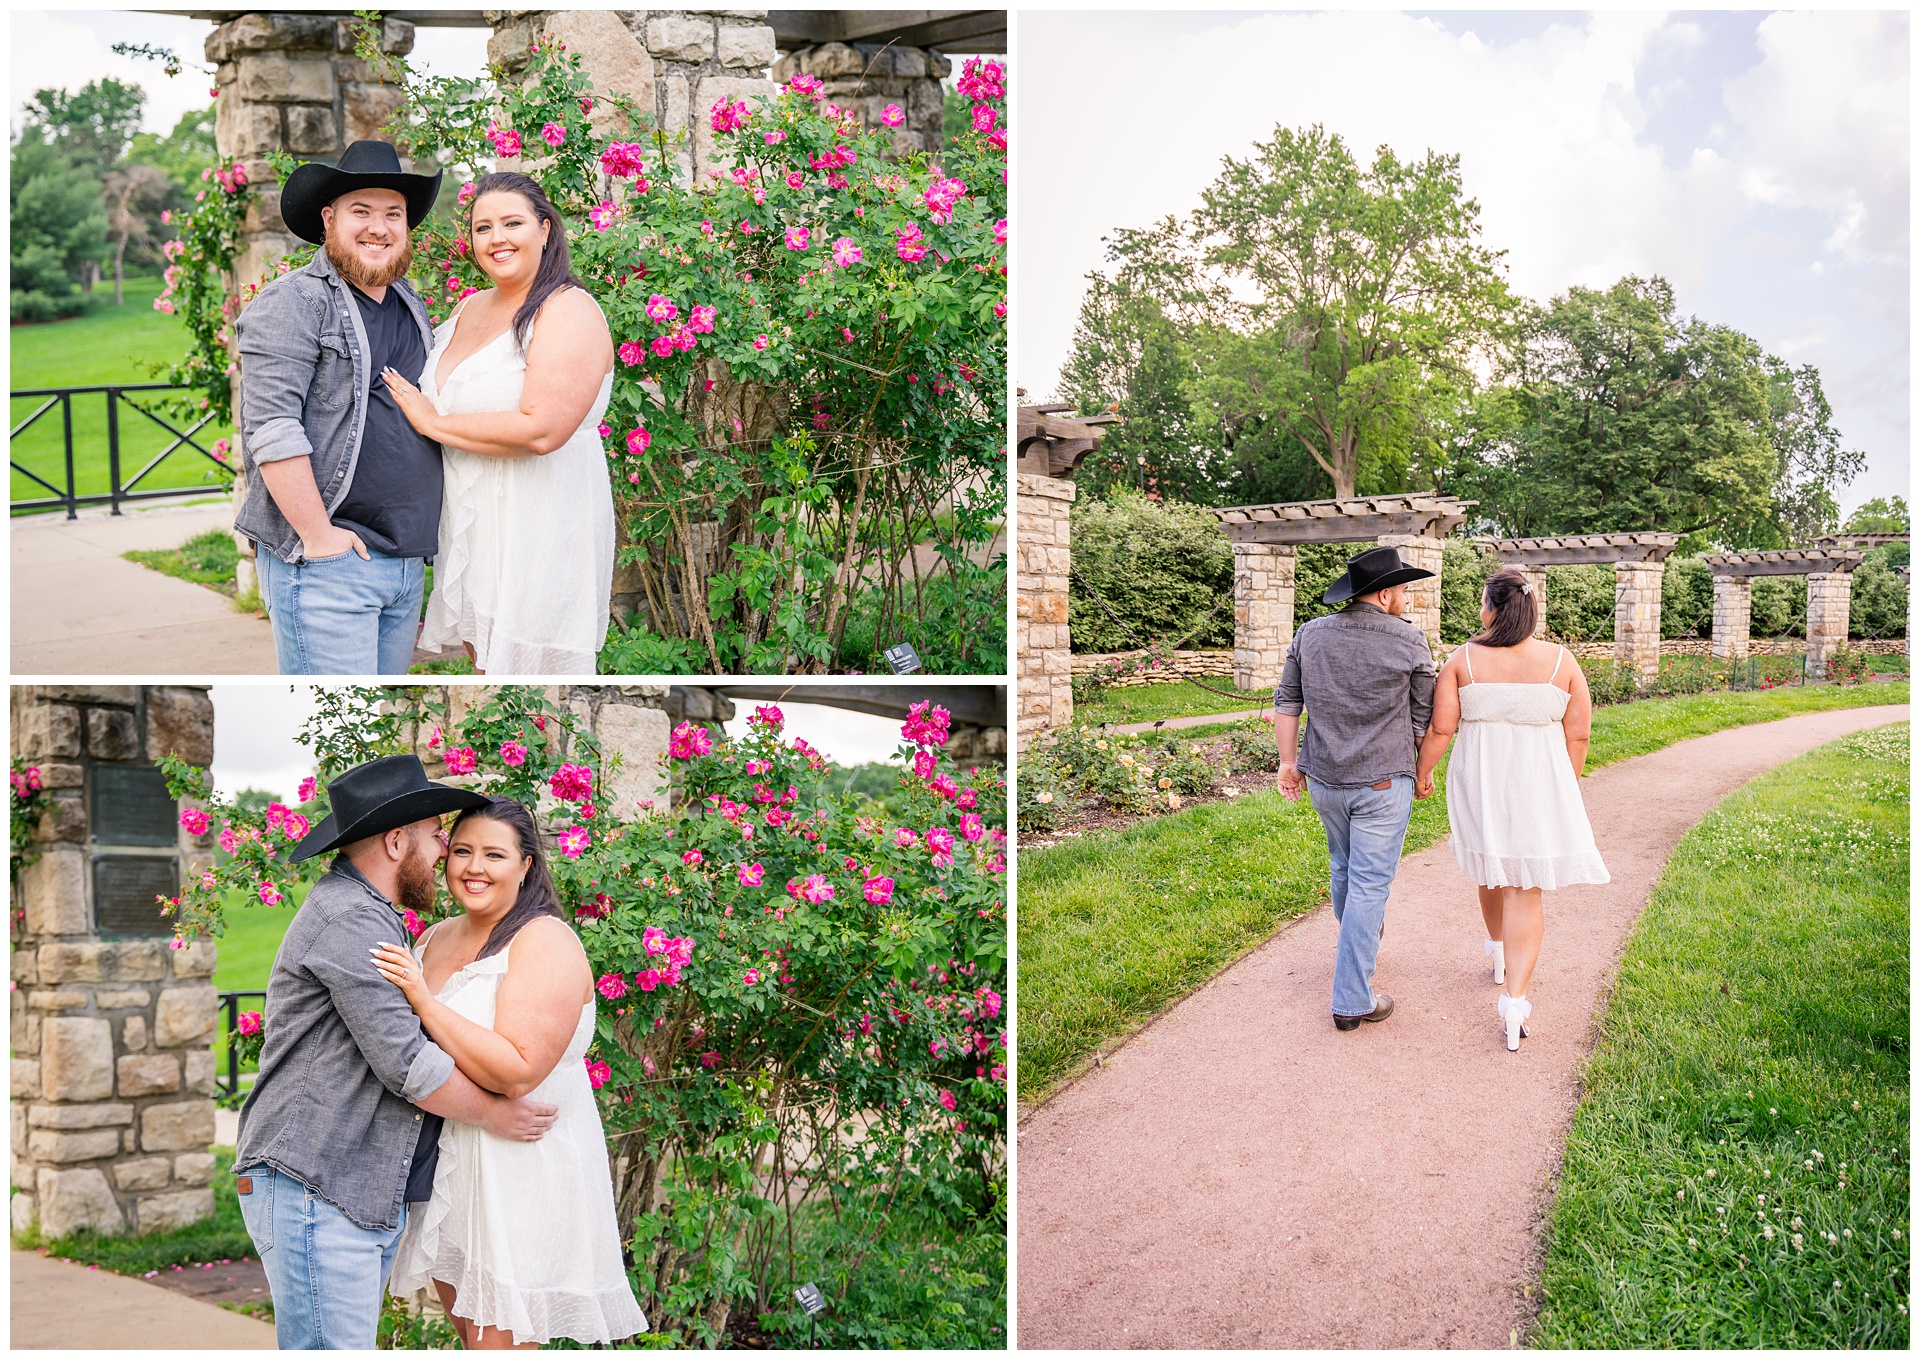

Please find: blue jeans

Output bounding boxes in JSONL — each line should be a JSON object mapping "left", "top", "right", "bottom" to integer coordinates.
{"left": 1308, "top": 776, "right": 1415, "bottom": 1017}
{"left": 257, "top": 546, "right": 424, "bottom": 675}
{"left": 237, "top": 1163, "right": 408, "bottom": 1349}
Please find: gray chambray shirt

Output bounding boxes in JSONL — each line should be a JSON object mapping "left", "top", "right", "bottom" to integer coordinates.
{"left": 1273, "top": 600, "right": 1437, "bottom": 787}
{"left": 235, "top": 859, "right": 454, "bottom": 1231}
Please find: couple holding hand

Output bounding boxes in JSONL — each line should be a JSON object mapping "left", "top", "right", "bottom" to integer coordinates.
{"left": 1274, "top": 546, "right": 1611, "bottom": 1051}
{"left": 233, "top": 141, "right": 617, "bottom": 676}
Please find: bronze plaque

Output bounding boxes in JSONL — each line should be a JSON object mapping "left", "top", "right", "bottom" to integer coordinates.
{"left": 92, "top": 855, "right": 179, "bottom": 937}
{"left": 91, "top": 764, "right": 178, "bottom": 847}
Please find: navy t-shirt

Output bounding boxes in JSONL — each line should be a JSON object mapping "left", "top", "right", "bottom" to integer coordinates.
{"left": 332, "top": 283, "right": 443, "bottom": 559}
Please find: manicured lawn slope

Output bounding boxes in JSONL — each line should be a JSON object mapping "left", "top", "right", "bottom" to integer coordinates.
{"left": 1017, "top": 682, "right": 1908, "bottom": 1101}
{"left": 1533, "top": 723, "right": 1909, "bottom": 1348}
{"left": 1073, "top": 680, "right": 1272, "bottom": 727}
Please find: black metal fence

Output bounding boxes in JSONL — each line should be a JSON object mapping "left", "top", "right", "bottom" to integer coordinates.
{"left": 217, "top": 988, "right": 268, "bottom": 1102}
{"left": 10, "top": 382, "right": 230, "bottom": 519}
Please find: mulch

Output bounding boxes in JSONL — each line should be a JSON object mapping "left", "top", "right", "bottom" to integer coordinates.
{"left": 137, "top": 1255, "right": 274, "bottom": 1311}
{"left": 1024, "top": 733, "right": 1273, "bottom": 849}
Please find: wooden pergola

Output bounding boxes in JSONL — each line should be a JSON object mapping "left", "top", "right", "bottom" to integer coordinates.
{"left": 1016, "top": 404, "right": 1119, "bottom": 480}
{"left": 1480, "top": 533, "right": 1682, "bottom": 684}
{"left": 1812, "top": 532, "right": 1909, "bottom": 550}
{"left": 1699, "top": 549, "right": 1866, "bottom": 676}
{"left": 1209, "top": 495, "right": 1473, "bottom": 545}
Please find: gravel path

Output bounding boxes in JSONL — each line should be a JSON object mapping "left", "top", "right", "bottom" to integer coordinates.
{"left": 1015, "top": 704, "right": 1908, "bottom": 1349}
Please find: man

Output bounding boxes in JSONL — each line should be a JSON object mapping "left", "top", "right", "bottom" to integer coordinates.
{"left": 235, "top": 754, "right": 557, "bottom": 1349}
{"left": 1273, "top": 545, "right": 1438, "bottom": 1031}
{"left": 233, "top": 140, "right": 444, "bottom": 674}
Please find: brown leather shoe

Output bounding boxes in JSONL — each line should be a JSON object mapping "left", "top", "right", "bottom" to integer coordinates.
{"left": 1333, "top": 994, "right": 1394, "bottom": 1031}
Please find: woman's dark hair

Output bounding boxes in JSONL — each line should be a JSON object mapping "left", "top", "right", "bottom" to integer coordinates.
{"left": 1475, "top": 568, "right": 1539, "bottom": 649}
{"left": 467, "top": 171, "right": 586, "bottom": 353}
{"left": 448, "top": 797, "right": 566, "bottom": 960}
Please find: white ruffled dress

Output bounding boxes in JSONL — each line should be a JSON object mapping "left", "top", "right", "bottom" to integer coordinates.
{"left": 417, "top": 297, "right": 616, "bottom": 674}
{"left": 388, "top": 931, "right": 646, "bottom": 1346}
{"left": 1445, "top": 643, "right": 1611, "bottom": 891}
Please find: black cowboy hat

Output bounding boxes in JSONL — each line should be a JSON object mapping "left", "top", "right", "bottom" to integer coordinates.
{"left": 290, "top": 754, "right": 489, "bottom": 863}
{"left": 1323, "top": 544, "right": 1437, "bottom": 605}
{"left": 280, "top": 140, "right": 443, "bottom": 247}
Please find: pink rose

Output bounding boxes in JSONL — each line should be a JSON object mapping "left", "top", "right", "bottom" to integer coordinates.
{"left": 627, "top": 428, "right": 651, "bottom": 455}
{"left": 753, "top": 333, "right": 770, "bottom": 350}
{"left": 297, "top": 776, "right": 318, "bottom": 804}
{"left": 558, "top": 825, "right": 591, "bottom": 859}
{"left": 881, "top": 104, "right": 905, "bottom": 127}
{"left": 682, "top": 849, "right": 704, "bottom": 867}
{"left": 737, "top": 862, "right": 765, "bottom": 887}
{"left": 785, "top": 226, "right": 810, "bottom": 251}
{"left": 960, "top": 813, "right": 985, "bottom": 842}
{"left": 596, "top": 972, "right": 628, "bottom": 1000}
{"left": 831, "top": 237, "right": 862, "bottom": 268}
{"left": 500, "top": 741, "right": 528, "bottom": 767}
{"left": 258, "top": 882, "right": 283, "bottom": 906}
{"left": 445, "top": 747, "right": 477, "bottom": 775}
{"left": 283, "top": 812, "right": 309, "bottom": 840}
{"left": 236, "top": 1011, "right": 262, "bottom": 1036}
{"left": 863, "top": 876, "right": 894, "bottom": 905}
{"left": 550, "top": 763, "right": 594, "bottom": 801}
{"left": 743, "top": 968, "right": 761, "bottom": 986}
{"left": 618, "top": 342, "right": 644, "bottom": 367}
{"left": 939, "top": 1089, "right": 958, "bottom": 1112}
{"left": 179, "top": 808, "right": 210, "bottom": 836}
{"left": 585, "top": 1058, "right": 611, "bottom": 1089}
{"left": 541, "top": 121, "right": 566, "bottom": 147}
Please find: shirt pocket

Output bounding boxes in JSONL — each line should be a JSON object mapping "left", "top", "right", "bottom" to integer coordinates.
{"left": 309, "top": 332, "right": 355, "bottom": 410}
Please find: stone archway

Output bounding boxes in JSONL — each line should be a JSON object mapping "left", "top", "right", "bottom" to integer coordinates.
{"left": 9, "top": 686, "right": 219, "bottom": 1238}
{"left": 1482, "top": 533, "right": 1682, "bottom": 688}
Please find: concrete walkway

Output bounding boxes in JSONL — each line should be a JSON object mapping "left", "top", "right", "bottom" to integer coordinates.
{"left": 1016, "top": 705, "right": 1908, "bottom": 1349}
{"left": 1111, "top": 706, "right": 1270, "bottom": 735}
{"left": 10, "top": 1249, "right": 277, "bottom": 1349}
{"left": 11, "top": 500, "right": 278, "bottom": 675}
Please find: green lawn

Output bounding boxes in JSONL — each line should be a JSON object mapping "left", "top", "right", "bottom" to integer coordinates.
{"left": 1073, "top": 679, "right": 1271, "bottom": 727}
{"left": 1017, "top": 681, "right": 1910, "bottom": 1102}
{"left": 1533, "top": 724, "right": 1909, "bottom": 1348}
{"left": 208, "top": 897, "right": 298, "bottom": 1083}
{"left": 10, "top": 274, "right": 235, "bottom": 511}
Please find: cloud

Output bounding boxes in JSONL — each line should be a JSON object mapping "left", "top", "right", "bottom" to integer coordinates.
{"left": 10, "top": 10, "right": 214, "bottom": 137}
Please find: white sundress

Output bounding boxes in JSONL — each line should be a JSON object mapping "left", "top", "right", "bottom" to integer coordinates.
{"left": 417, "top": 295, "right": 617, "bottom": 674}
{"left": 388, "top": 925, "right": 646, "bottom": 1346}
{"left": 1445, "top": 642, "right": 1611, "bottom": 891}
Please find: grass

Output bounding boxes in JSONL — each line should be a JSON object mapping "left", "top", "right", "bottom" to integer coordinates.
{"left": 1073, "top": 679, "right": 1272, "bottom": 727}
{"left": 1532, "top": 723, "right": 1909, "bottom": 1348}
{"left": 124, "top": 528, "right": 240, "bottom": 593}
{"left": 1016, "top": 681, "right": 1910, "bottom": 1102}
{"left": 12, "top": 1146, "right": 254, "bottom": 1273}
{"left": 11, "top": 274, "right": 236, "bottom": 511}
{"left": 208, "top": 897, "right": 298, "bottom": 1086}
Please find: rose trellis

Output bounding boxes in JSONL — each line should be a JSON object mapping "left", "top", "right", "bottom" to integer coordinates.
{"left": 158, "top": 687, "right": 1006, "bottom": 1343}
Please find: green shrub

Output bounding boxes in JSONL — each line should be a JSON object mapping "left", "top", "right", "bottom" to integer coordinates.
{"left": 1546, "top": 564, "right": 1619, "bottom": 643}
{"left": 1226, "top": 718, "right": 1281, "bottom": 772}
{"left": 1015, "top": 750, "right": 1066, "bottom": 835}
{"left": 1148, "top": 736, "right": 1216, "bottom": 797}
{"left": 1850, "top": 547, "right": 1910, "bottom": 640}
{"left": 1438, "top": 537, "right": 1496, "bottom": 643}
{"left": 1751, "top": 573, "right": 1808, "bottom": 638}
{"left": 1068, "top": 490, "right": 1232, "bottom": 652}
{"left": 1661, "top": 557, "right": 1714, "bottom": 639}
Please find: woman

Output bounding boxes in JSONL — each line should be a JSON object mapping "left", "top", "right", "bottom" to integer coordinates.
{"left": 1414, "top": 569, "right": 1609, "bottom": 1052}
{"left": 371, "top": 798, "right": 645, "bottom": 1347}
{"left": 381, "top": 172, "right": 616, "bottom": 675}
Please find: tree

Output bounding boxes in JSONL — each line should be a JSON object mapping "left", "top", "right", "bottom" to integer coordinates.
{"left": 1110, "top": 125, "right": 1521, "bottom": 499}
{"left": 1453, "top": 276, "right": 1861, "bottom": 545}
{"left": 22, "top": 77, "right": 146, "bottom": 172}
{"left": 9, "top": 135, "right": 108, "bottom": 320}
{"left": 102, "top": 162, "right": 174, "bottom": 304}
{"left": 1844, "top": 497, "right": 1910, "bottom": 534}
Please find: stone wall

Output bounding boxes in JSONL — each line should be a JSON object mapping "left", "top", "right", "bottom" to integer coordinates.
{"left": 488, "top": 10, "right": 778, "bottom": 185}
{"left": 1017, "top": 475, "right": 1075, "bottom": 749}
{"left": 1804, "top": 572, "right": 1855, "bottom": 679}
{"left": 1711, "top": 576, "right": 1753, "bottom": 661}
{"left": 1230, "top": 544, "right": 1296, "bottom": 692}
{"left": 773, "top": 41, "right": 950, "bottom": 159}
{"left": 1071, "top": 650, "right": 1237, "bottom": 686}
{"left": 10, "top": 687, "right": 219, "bottom": 1239}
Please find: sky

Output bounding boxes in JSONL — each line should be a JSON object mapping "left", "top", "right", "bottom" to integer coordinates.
{"left": 1017, "top": 8, "right": 1910, "bottom": 513}
{"left": 207, "top": 686, "right": 914, "bottom": 805}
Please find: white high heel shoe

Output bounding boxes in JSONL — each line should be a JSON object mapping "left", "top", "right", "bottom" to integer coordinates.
{"left": 1485, "top": 939, "right": 1505, "bottom": 985}
{"left": 1497, "top": 992, "right": 1531, "bottom": 1052}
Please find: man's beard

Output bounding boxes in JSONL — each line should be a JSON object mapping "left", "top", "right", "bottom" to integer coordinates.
{"left": 325, "top": 227, "right": 414, "bottom": 290}
{"left": 396, "top": 840, "right": 439, "bottom": 912}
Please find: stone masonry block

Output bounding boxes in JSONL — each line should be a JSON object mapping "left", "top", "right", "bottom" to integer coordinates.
{"left": 138, "top": 1188, "right": 216, "bottom": 1233}
{"left": 144, "top": 687, "right": 215, "bottom": 766}
{"left": 174, "top": 1151, "right": 217, "bottom": 1187}
{"left": 184, "top": 1050, "right": 218, "bottom": 1096}
{"left": 539, "top": 8, "right": 656, "bottom": 140}
{"left": 84, "top": 707, "right": 142, "bottom": 760}
{"left": 648, "top": 15, "right": 716, "bottom": 62}
{"left": 36, "top": 1167, "right": 123, "bottom": 1237}
{"left": 343, "top": 83, "right": 405, "bottom": 144}
{"left": 28, "top": 990, "right": 91, "bottom": 1011}
{"left": 37, "top": 942, "right": 167, "bottom": 984}
{"left": 169, "top": 938, "right": 219, "bottom": 980}
{"left": 28, "top": 1127, "right": 123, "bottom": 1164}
{"left": 211, "top": 11, "right": 337, "bottom": 60}
{"left": 122, "top": 1015, "right": 148, "bottom": 1051}
{"left": 33, "top": 793, "right": 86, "bottom": 844}
{"left": 94, "top": 988, "right": 151, "bottom": 1010}
{"left": 141, "top": 1100, "right": 216, "bottom": 1153}
{"left": 154, "top": 984, "right": 217, "bottom": 1048}
{"left": 12, "top": 948, "right": 37, "bottom": 985}
{"left": 114, "top": 1157, "right": 174, "bottom": 1192}
{"left": 117, "top": 1054, "right": 182, "bottom": 1098}
{"left": 12, "top": 1059, "right": 42, "bottom": 1101}
{"left": 18, "top": 703, "right": 81, "bottom": 759}
{"left": 40, "top": 1017, "right": 114, "bottom": 1103}
{"left": 235, "top": 53, "right": 337, "bottom": 104}
{"left": 717, "top": 22, "right": 776, "bottom": 69}
{"left": 284, "top": 103, "right": 338, "bottom": 154}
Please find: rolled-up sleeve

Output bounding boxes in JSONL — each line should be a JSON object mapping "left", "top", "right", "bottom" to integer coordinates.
{"left": 1274, "top": 634, "right": 1306, "bottom": 716}
{"left": 235, "top": 284, "right": 320, "bottom": 465}
{"left": 303, "top": 904, "right": 454, "bottom": 1101}
{"left": 1408, "top": 637, "right": 1437, "bottom": 739}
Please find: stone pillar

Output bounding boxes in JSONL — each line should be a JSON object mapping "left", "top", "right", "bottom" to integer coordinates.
{"left": 1017, "top": 474, "right": 1075, "bottom": 749}
{"left": 774, "top": 41, "right": 950, "bottom": 159}
{"left": 1516, "top": 565, "right": 1549, "bottom": 639}
{"left": 1711, "top": 576, "right": 1753, "bottom": 661}
{"left": 1376, "top": 534, "right": 1445, "bottom": 650}
{"left": 489, "top": 10, "right": 777, "bottom": 187}
{"left": 1231, "top": 543, "right": 1296, "bottom": 693}
{"left": 1805, "top": 571, "right": 1855, "bottom": 679}
{"left": 1614, "top": 561, "right": 1665, "bottom": 688}
{"left": 10, "top": 687, "right": 219, "bottom": 1239}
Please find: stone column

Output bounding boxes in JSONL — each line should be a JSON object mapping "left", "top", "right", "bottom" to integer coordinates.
{"left": 489, "top": 10, "right": 776, "bottom": 186}
{"left": 1614, "top": 561, "right": 1665, "bottom": 688}
{"left": 1711, "top": 575, "right": 1753, "bottom": 661}
{"left": 774, "top": 41, "right": 950, "bottom": 159}
{"left": 1231, "top": 543, "right": 1296, "bottom": 693}
{"left": 1017, "top": 474, "right": 1075, "bottom": 749}
{"left": 210, "top": 11, "right": 415, "bottom": 599}
{"left": 1376, "top": 534, "right": 1445, "bottom": 650}
{"left": 1805, "top": 571, "right": 1855, "bottom": 679}
{"left": 10, "top": 687, "right": 219, "bottom": 1239}
{"left": 1515, "top": 565, "right": 1548, "bottom": 639}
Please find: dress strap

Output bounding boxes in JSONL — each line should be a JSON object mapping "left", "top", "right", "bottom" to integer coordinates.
{"left": 1462, "top": 642, "right": 1476, "bottom": 684}
{"left": 1547, "top": 645, "right": 1567, "bottom": 685}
